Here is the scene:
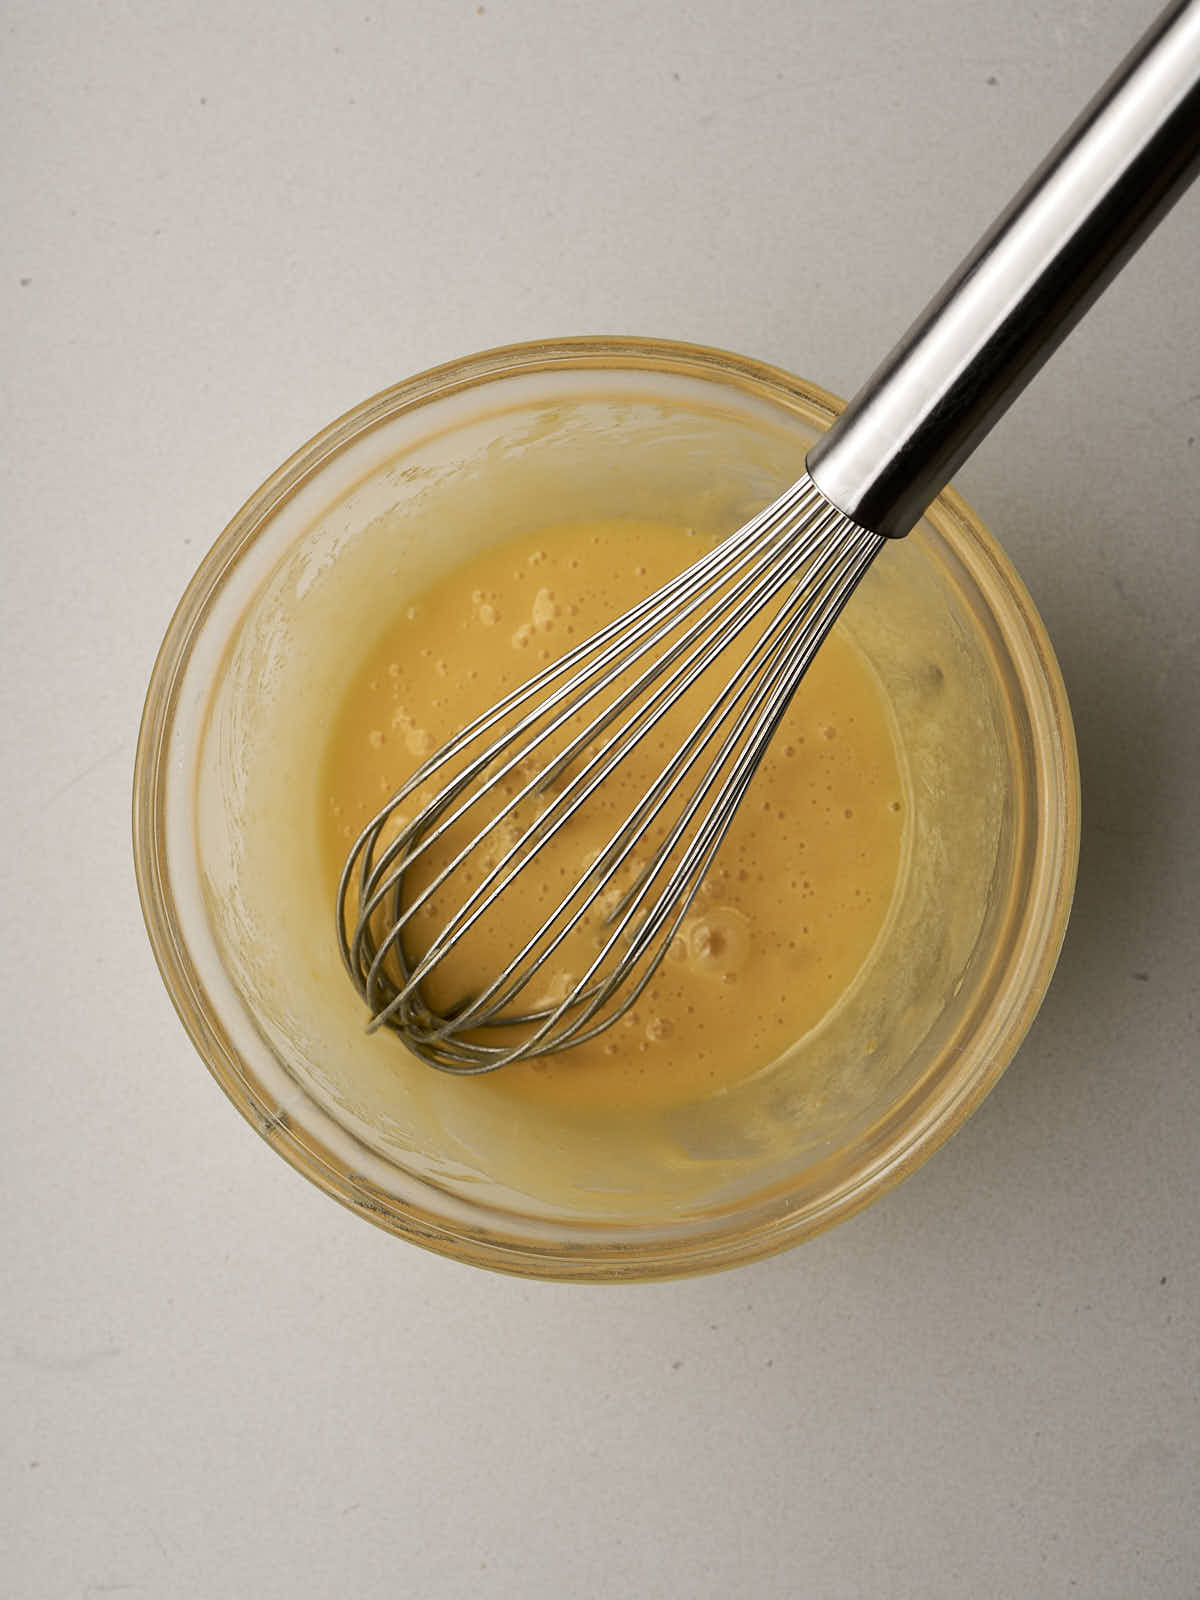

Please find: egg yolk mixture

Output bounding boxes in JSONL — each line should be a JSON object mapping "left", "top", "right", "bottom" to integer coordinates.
{"left": 321, "top": 519, "right": 904, "bottom": 1113}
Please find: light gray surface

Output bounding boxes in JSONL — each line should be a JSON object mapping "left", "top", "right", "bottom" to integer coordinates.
{"left": 2, "top": 1, "right": 1197, "bottom": 1595}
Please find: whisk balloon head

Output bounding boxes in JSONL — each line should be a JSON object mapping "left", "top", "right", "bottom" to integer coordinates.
{"left": 336, "top": 474, "right": 881, "bottom": 1073}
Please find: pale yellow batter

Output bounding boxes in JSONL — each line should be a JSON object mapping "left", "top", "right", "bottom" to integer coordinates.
{"left": 321, "top": 519, "right": 904, "bottom": 1113}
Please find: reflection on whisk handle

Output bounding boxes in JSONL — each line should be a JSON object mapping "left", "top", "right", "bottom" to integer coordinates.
{"left": 807, "top": 0, "right": 1200, "bottom": 540}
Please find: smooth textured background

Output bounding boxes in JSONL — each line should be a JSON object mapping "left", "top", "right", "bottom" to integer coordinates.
{"left": 3, "top": 1, "right": 1198, "bottom": 1595}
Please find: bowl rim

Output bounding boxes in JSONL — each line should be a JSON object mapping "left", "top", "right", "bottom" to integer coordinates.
{"left": 133, "top": 334, "right": 1081, "bottom": 1281}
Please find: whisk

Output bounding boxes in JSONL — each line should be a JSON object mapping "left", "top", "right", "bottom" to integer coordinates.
{"left": 339, "top": 0, "right": 1200, "bottom": 1073}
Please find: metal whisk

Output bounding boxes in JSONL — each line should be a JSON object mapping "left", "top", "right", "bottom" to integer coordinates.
{"left": 339, "top": 0, "right": 1200, "bottom": 1073}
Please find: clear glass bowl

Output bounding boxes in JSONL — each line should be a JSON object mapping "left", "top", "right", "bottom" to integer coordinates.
{"left": 133, "top": 337, "right": 1079, "bottom": 1281}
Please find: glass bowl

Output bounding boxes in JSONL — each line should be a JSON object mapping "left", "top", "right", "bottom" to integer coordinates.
{"left": 133, "top": 337, "right": 1079, "bottom": 1281}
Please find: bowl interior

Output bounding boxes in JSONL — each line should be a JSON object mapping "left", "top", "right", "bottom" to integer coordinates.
{"left": 135, "top": 340, "right": 1078, "bottom": 1278}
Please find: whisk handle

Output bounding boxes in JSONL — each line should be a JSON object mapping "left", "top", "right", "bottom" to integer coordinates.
{"left": 807, "top": 0, "right": 1200, "bottom": 539}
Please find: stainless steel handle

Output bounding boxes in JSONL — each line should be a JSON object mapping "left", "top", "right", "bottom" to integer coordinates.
{"left": 806, "top": 0, "right": 1200, "bottom": 538}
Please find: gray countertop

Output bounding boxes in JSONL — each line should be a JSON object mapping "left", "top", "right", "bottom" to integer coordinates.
{"left": 3, "top": 1, "right": 1197, "bottom": 1595}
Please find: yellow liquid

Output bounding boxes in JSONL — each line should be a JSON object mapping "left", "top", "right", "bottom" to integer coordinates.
{"left": 321, "top": 519, "right": 904, "bottom": 1113}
